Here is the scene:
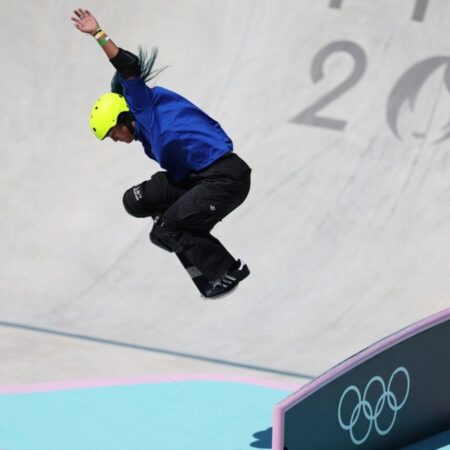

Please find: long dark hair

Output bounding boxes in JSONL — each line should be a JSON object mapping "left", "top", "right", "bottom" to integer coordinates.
{"left": 111, "top": 47, "right": 166, "bottom": 134}
{"left": 110, "top": 46, "right": 166, "bottom": 95}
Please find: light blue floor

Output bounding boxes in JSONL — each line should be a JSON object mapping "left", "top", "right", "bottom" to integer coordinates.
{"left": 0, "top": 381, "right": 289, "bottom": 450}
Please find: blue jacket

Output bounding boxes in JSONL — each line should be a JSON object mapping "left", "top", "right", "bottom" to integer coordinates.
{"left": 121, "top": 78, "right": 233, "bottom": 181}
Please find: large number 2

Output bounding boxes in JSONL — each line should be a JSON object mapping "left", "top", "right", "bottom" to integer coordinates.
{"left": 291, "top": 41, "right": 367, "bottom": 131}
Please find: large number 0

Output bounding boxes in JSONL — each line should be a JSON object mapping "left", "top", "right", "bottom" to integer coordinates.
{"left": 291, "top": 41, "right": 367, "bottom": 131}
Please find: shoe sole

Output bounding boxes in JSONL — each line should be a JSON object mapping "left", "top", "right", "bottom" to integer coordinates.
{"left": 201, "top": 284, "right": 239, "bottom": 301}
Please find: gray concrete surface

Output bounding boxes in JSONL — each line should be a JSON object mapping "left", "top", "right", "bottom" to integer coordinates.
{"left": 1, "top": 0, "right": 450, "bottom": 387}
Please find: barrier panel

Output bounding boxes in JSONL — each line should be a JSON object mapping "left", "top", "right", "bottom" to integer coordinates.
{"left": 273, "top": 308, "right": 450, "bottom": 450}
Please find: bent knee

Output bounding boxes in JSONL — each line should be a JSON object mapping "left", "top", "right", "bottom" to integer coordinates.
{"left": 123, "top": 184, "right": 152, "bottom": 218}
{"left": 150, "top": 222, "right": 183, "bottom": 253}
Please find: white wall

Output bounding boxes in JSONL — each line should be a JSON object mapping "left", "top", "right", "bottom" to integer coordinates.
{"left": 1, "top": 0, "right": 449, "bottom": 381}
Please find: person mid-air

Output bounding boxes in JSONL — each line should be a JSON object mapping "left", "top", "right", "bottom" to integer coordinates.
{"left": 71, "top": 8, "right": 252, "bottom": 299}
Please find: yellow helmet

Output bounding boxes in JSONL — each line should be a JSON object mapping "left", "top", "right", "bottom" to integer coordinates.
{"left": 89, "top": 93, "right": 130, "bottom": 140}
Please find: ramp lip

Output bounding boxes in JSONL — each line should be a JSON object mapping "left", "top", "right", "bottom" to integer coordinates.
{"left": 272, "top": 307, "right": 450, "bottom": 450}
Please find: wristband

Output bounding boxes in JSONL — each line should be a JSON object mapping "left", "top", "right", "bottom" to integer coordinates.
{"left": 98, "top": 36, "right": 110, "bottom": 47}
{"left": 93, "top": 28, "right": 110, "bottom": 47}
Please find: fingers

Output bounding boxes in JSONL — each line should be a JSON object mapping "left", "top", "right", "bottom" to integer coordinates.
{"left": 73, "top": 8, "right": 86, "bottom": 18}
{"left": 72, "top": 8, "right": 92, "bottom": 21}
{"left": 71, "top": 10, "right": 82, "bottom": 24}
{"left": 71, "top": 8, "right": 97, "bottom": 31}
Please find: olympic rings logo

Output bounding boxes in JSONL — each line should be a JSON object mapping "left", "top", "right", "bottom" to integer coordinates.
{"left": 337, "top": 367, "right": 410, "bottom": 445}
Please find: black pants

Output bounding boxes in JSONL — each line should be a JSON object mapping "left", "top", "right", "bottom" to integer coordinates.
{"left": 123, "top": 153, "right": 251, "bottom": 280}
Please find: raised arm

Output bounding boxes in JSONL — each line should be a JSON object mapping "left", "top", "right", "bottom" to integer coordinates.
{"left": 71, "top": 8, "right": 139, "bottom": 79}
{"left": 71, "top": 8, "right": 119, "bottom": 59}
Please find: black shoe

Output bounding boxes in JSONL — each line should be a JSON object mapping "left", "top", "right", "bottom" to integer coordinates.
{"left": 203, "top": 260, "right": 250, "bottom": 300}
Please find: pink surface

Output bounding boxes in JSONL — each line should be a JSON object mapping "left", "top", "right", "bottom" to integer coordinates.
{"left": 0, "top": 373, "right": 301, "bottom": 395}
{"left": 272, "top": 307, "right": 450, "bottom": 450}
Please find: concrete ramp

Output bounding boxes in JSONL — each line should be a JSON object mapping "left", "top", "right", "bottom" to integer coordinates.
{"left": 1, "top": 0, "right": 450, "bottom": 422}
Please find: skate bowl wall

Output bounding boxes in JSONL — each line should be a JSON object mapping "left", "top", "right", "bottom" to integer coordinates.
{"left": 273, "top": 308, "right": 450, "bottom": 450}
{"left": 2, "top": 0, "right": 450, "bottom": 407}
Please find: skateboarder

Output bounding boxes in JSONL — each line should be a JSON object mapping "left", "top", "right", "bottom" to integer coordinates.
{"left": 71, "top": 8, "right": 251, "bottom": 299}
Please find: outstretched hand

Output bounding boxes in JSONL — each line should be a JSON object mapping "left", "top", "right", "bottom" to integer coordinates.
{"left": 71, "top": 8, "right": 100, "bottom": 34}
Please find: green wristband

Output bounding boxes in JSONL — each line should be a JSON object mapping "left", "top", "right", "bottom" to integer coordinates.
{"left": 98, "top": 37, "right": 110, "bottom": 47}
